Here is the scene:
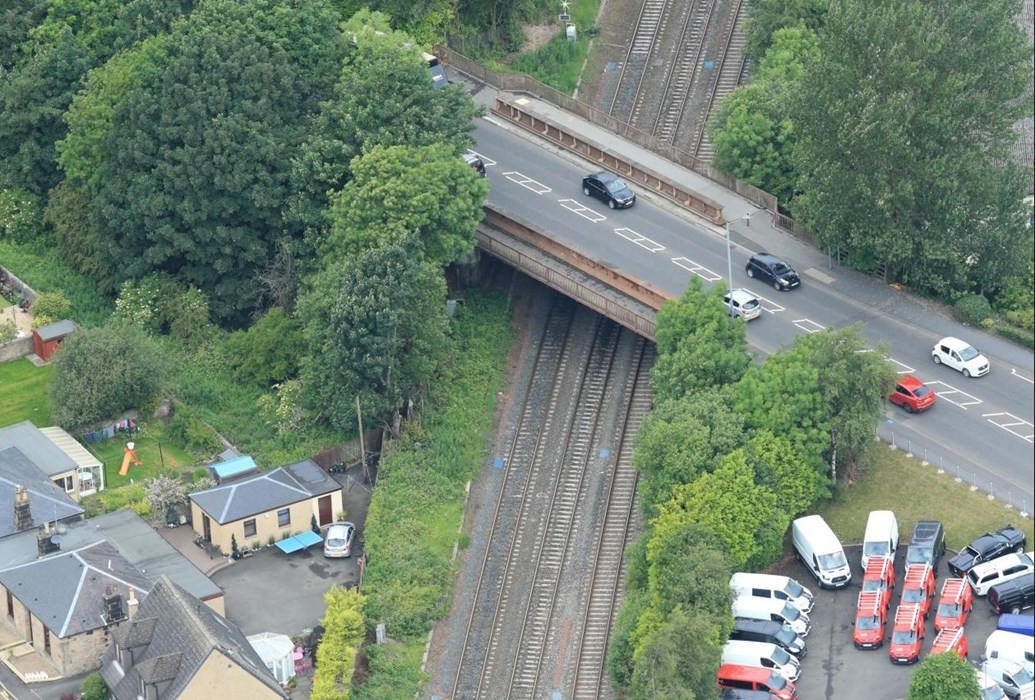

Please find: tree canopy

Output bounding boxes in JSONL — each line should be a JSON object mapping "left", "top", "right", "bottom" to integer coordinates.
{"left": 907, "top": 652, "right": 979, "bottom": 700}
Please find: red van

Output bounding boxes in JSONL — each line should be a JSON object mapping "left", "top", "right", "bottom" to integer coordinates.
{"left": 717, "top": 663, "right": 798, "bottom": 700}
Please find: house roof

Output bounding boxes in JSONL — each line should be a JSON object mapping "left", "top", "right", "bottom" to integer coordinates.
{"left": 38, "top": 426, "right": 103, "bottom": 470}
{"left": 33, "top": 319, "right": 78, "bottom": 342}
{"left": 101, "top": 576, "right": 288, "bottom": 699}
{"left": 0, "top": 420, "right": 78, "bottom": 477}
{"left": 190, "top": 459, "right": 340, "bottom": 524}
{"left": 0, "top": 446, "right": 84, "bottom": 539}
{"left": 0, "top": 540, "right": 151, "bottom": 637}
{"left": 0, "top": 509, "right": 222, "bottom": 606}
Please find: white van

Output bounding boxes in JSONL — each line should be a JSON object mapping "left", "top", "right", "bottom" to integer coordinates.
{"left": 792, "top": 515, "right": 852, "bottom": 589}
{"left": 977, "top": 667, "right": 1009, "bottom": 700}
{"left": 721, "top": 640, "right": 801, "bottom": 682}
{"left": 981, "top": 658, "right": 1035, "bottom": 699}
{"left": 861, "top": 510, "right": 899, "bottom": 569}
{"left": 730, "top": 573, "right": 814, "bottom": 613}
{"left": 732, "top": 595, "right": 811, "bottom": 637}
{"left": 985, "top": 631, "right": 1035, "bottom": 675}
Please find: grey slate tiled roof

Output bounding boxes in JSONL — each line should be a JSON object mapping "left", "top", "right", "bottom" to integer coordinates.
{"left": 190, "top": 459, "right": 340, "bottom": 524}
{"left": 0, "top": 420, "right": 78, "bottom": 477}
{"left": 101, "top": 575, "right": 287, "bottom": 699}
{"left": 0, "top": 540, "right": 150, "bottom": 637}
{"left": 33, "top": 319, "right": 78, "bottom": 342}
{"left": 0, "top": 446, "right": 84, "bottom": 540}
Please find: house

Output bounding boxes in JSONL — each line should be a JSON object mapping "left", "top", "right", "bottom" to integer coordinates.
{"left": 100, "top": 575, "right": 289, "bottom": 700}
{"left": 0, "top": 420, "right": 105, "bottom": 501}
{"left": 31, "top": 319, "right": 78, "bottom": 362}
{"left": 189, "top": 458, "right": 342, "bottom": 555}
{"left": 0, "top": 446, "right": 84, "bottom": 541}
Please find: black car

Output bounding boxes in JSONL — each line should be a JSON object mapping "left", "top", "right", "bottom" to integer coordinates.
{"left": 949, "top": 526, "right": 1027, "bottom": 576}
{"left": 988, "top": 572, "right": 1035, "bottom": 615}
{"left": 730, "top": 617, "right": 807, "bottom": 658}
{"left": 582, "top": 171, "right": 636, "bottom": 209}
{"left": 464, "top": 152, "right": 486, "bottom": 177}
{"left": 905, "top": 520, "right": 946, "bottom": 570}
{"left": 746, "top": 253, "right": 801, "bottom": 291}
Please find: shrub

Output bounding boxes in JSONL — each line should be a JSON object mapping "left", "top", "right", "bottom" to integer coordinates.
{"left": 30, "top": 290, "right": 73, "bottom": 328}
{"left": 953, "top": 293, "right": 992, "bottom": 326}
{"left": 0, "top": 188, "right": 42, "bottom": 245}
{"left": 167, "top": 405, "right": 223, "bottom": 456}
{"left": 88, "top": 484, "right": 150, "bottom": 516}
{"left": 0, "top": 320, "right": 16, "bottom": 344}
{"left": 995, "top": 322, "right": 1035, "bottom": 349}
{"left": 1005, "top": 307, "right": 1034, "bottom": 332}
{"left": 80, "top": 672, "right": 109, "bottom": 700}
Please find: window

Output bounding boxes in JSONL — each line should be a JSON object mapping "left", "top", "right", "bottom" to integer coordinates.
{"left": 244, "top": 519, "right": 257, "bottom": 538}
{"left": 53, "top": 476, "right": 74, "bottom": 492}
{"left": 278, "top": 508, "right": 291, "bottom": 527}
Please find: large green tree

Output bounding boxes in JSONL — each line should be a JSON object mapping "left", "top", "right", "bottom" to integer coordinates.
{"left": 628, "top": 606, "right": 723, "bottom": 700}
{"left": 790, "top": 0, "right": 1033, "bottom": 297}
{"left": 744, "top": 0, "right": 827, "bottom": 61}
{"left": 907, "top": 651, "right": 979, "bottom": 700}
{"left": 647, "top": 522, "right": 733, "bottom": 624}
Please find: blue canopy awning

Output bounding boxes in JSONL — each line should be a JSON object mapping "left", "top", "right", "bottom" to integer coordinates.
{"left": 274, "top": 530, "right": 323, "bottom": 554}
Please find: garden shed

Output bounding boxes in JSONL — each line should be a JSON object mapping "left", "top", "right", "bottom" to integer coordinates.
{"left": 32, "top": 319, "right": 78, "bottom": 362}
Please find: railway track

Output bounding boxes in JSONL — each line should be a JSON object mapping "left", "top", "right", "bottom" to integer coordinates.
{"left": 652, "top": 0, "right": 721, "bottom": 143}
{"left": 607, "top": 0, "right": 673, "bottom": 124}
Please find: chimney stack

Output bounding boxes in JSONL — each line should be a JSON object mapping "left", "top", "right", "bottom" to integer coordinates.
{"left": 14, "top": 486, "right": 33, "bottom": 532}
{"left": 127, "top": 589, "right": 139, "bottom": 619}
{"left": 103, "top": 585, "right": 126, "bottom": 624}
{"left": 37, "top": 521, "right": 60, "bottom": 557}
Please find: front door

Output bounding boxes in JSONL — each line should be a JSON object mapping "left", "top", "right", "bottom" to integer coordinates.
{"left": 203, "top": 514, "right": 212, "bottom": 542}
{"left": 318, "top": 496, "right": 332, "bottom": 526}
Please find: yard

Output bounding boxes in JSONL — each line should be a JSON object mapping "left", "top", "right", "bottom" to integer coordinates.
{"left": 0, "top": 357, "right": 54, "bottom": 426}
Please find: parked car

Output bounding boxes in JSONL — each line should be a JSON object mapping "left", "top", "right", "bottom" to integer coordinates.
{"left": 862, "top": 510, "right": 899, "bottom": 569}
{"left": 988, "top": 574, "right": 1035, "bottom": 615}
{"left": 981, "top": 657, "right": 1035, "bottom": 699}
{"left": 901, "top": 564, "right": 936, "bottom": 619}
{"left": 721, "top": 640, "right": 801, "bottom": 682}
{"left": 968, "top": 552, "right": 1035, "bottom": 596}
{"left": 984, "top": 630, "right": 1035, "bottom": 674}
{"left": 997, "top": 613, "right": 1035, "bottom": 638}
{"left": 888, "top": 375, "right": 936, "bottom": 413}
{"left": 932, "top": 336, "right": 990, "bottom": 378}
{"left": 791, "top": 515, "right": 851, "bottom": 589}
{"left": 976, "top": 667, "right": 1009, "bottom": 700}
{"left": 889, "top": 604, "right": 925, "bottom": 664}
{"left": 322, "top": 521, "right": 356, "bottom": 558}
{"left": 905, "top": 520, "right": 946, "bottom": 570}
{"left": 862, "top": 557, "right": 896, "bottom": 611}
{"left": 730, "top": 618, "right": 807, "bottom": 658}
{"left": 717, "top": 664, "right": 797, "bottom": 700}
{"left": 853, "top": 591, "right": 887, "bottom": 650}
{"left": 934, "top": 578, "right": 973, "bottom": 632}
{"left": 930, "top": 627, "right": 969, "bottom": 659}
{"left": 730, "top": 573, "right": 814, "bottom": 614}
{"left": 720, "top": 690, "right": 780, "bottom": 700}
{"left": 724, "top": 289, "right": 762, "bottom": 321}
{"left": 463, "top": 151, "right": 486, "bottom": 177}
{"left": 581, "top": 171, "right": 636, "bottom": 209}
{"left": 732, "top": 596, "right": 811, "bottom": 637}
{"left": 949, "top": 527, "right": 1027, "bottom": 577}
{"left": 745, "top": 253, "right": 800, "bottom": 291}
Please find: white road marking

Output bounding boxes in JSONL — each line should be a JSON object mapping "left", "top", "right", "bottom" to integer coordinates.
{"left": 671, "top": 257, "right": 722, "bottom": 282}
{"left": 1011, "top": 368, "right": 1035, "bottom": 385}
{"left": 926, "top": 381, "right": 982, "bottom": 408}
{"left": 793, "top": 319, "right": 825, "bottom": 333}
{"left": 614, "top": 228, "right": 664, "bottom": 252}
{"left": 502, "top": 172, "right": 552, "bottom": 194}
{"left": 982, "top": 412, "right": 1035, "bottom": 443}
{"left": 753, "top": 294, "right": 785, "bottom": 314}
{"left": 558, "top": 199, "right": 606, "bottom": 222}
{"left": 468, "top": 150, "right": 496, "bottom": 166}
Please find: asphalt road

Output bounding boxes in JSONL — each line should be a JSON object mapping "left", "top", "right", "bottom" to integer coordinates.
{"left": 471, "top": 115, "right": 1035, "bottom": 512}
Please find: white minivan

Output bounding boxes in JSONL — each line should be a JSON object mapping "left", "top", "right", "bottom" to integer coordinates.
{"left": 792, "top": 515, "right": 852, "bottom": 589}
{"left": 732, "top": 595, "right": 811, "bottom": 637}
{"left": 730, "top": 573, "right": 814, "bottom": 613}
{"left": 721, "top": 640, "right": 801, "bottom": 682}
{"left": 861, "top": 510, "right": 899, "bottom": 569}
{"left": 985, "top": 630, "right": 1035, "bottom": 675}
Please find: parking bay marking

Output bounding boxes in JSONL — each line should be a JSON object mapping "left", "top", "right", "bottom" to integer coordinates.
{"left": 753, "top": 294, "right": 785, "bottom": 314}
{"left": 502, "top": 171, "right": 552, "bottom": 194}
{"left": 855, "top": 349, "right": 916, "bottom": 374}
{"left": 671, "top": 257, "right": 721, "bottom": 282}
{"left": 558, "top": 199, "right": 607, "bottom": 222}
{"left": 614, "top": 227, "right": 664, "bottom": 252}
{"left": 926, "top": 381, "right": 982, "bottom": 408}
{"left": 468, "top": 150, "right": 496, "bottom": 167}
{"left": 982, "top": 412, "right": 1035, "bottom": 443}
{"left": 793, "top": 319, "right": 825, "bottom": 333}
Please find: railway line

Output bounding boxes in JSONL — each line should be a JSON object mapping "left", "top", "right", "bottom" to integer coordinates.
{"left": 446, "top": 296, "right": 653, "bottom": 700}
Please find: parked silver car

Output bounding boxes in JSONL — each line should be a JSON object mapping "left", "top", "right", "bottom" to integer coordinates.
{"left": 323, "top": 522, "right": 356, "bottom": 558}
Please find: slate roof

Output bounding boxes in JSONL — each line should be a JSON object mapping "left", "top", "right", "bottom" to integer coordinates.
{"left": 0, "top": 540, "right": 150, "bottom": 637}
{"left": 101, "top": 575, "right": 288, "bottom": 700}
{"left": 0, "top": 420, "right": 78, "bottom": 477}
{"left": 0, "top": 446, "right": 84, "bottom": 540}
{"left": 33, "top": 319, "right": 78, "bottom": 342}
{"left": 190, "top": 459, "right": 340, "bottom": 524}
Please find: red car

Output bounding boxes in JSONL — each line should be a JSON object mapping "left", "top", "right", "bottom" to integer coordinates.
{"left": 889, "top": 605, "right": 925, "bottom": 664}
{"left": 853, "top": 591, "right": 887, "bottom": 649}
{"left": 933, "top": 578, "right": 973, "bottom": 631}
{"left": 929, "top": 627, "right": 969, "bottom": 659}
{"left": 862, "top": 557, "right": 896, "bottom": 611}
{"left": 901, "top": 563, "right": 936, "bottom": 619}
{"left": 889, "top": 375, "right": 936, "bottom": 413}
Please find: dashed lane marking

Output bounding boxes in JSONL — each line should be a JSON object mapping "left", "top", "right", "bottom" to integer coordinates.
{"left": 671, "top": 257, "right": 722, "bottom": 282}
{"left": 558, "top": 199, "right": 607, "bottom": 222}
{"left": 614, "top": 227, "right": 664, "bottom": 252}
{"left": 502, "top": 171, "right": 552, "bottom": 194}
{"left": 793, "top": 319, "right": 825, "bottom": 333}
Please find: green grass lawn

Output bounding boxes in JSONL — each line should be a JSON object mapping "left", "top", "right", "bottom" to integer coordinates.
{"left": 0, "top": 358, "right": 55, "bottom": 426}
{"left": 821, "top": 443, "right": 1034, "bottom": 551}
{"left": 88, "top": 422, "right": 199, "bottom": 489}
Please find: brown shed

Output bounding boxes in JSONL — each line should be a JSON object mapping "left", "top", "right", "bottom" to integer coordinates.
{"left": 32, "top": 319, "right": 79, "bottom": 362}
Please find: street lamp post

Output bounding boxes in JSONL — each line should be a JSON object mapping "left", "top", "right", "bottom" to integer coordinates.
{"left": 724, "top": 213, "right": 751, "bottom": 295}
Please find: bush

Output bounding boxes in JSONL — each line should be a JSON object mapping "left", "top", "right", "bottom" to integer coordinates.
{"left": 80, "top": 672, "right": 109, "bottom": 700}
{"left": 0, "top": 320, "right": 16, "bottom": 344}
{"left": 953, "top": 293, "right": 992, "bottom": 326}
{"left": 1005, "top": 307, "right": 1034, "bottom": 332}
{"left": 86, "top": 485, "right": 150, "bottom": 517}
{"left": 30, "top": 290, "right": 73, "bottom": 328}
{"left": 0, "top": 188, "right": 42, "bottom": 245}
{"left": 995, "top": 322, "right": 1035, "bottom": 349}
{"left": 167, "top": 405, "right": 223, "bottom": 455}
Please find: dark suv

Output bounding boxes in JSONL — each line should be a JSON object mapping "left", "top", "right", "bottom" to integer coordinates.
{"left": 905, "top": 520, "right": 946, "bottom": 570}
{"left": 948, "top": 526, "right": 1027, "bottom": 576}
{"left": 988, "top": 572, "right": 1035, "bottom": 615}
{"left": 746, "top": 253, "right": 800, "bottom": 291}
{"left": 730, "top": 618, "right": 807, "bottom": 658}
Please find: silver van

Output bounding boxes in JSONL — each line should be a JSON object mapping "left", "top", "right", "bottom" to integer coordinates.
{"left": 730, "top": 573, "right": 814, "bottom": 613}
{"left": 732, "top": 596, "right": 811, "bottom": 637}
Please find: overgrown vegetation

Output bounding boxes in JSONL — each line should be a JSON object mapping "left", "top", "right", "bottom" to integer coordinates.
{"left": 311, "top": 587, "right": 366, "bottom": 700}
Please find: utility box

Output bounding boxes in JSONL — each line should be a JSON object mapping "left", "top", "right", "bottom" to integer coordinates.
{"left": 566, "top": 24, "right": 577, "bottom": 42}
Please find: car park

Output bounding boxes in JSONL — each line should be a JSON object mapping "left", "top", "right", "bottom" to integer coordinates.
{"left": 724, "top": 289, "right": 762, "bottom": 321}
{"left": 853, "top": 592, "right": 887, "bottom": 650}
{"left": 932, "top": 336, "right": 991, "bottom": 378}
{"left": 861, "top": 511, "right": 899, "bottom": 569}
{"left": 322, "top": 521, "right": 356, "bottom": 558}
{"left": 930, "top": 627, "right": 969, "bottom": 659}
{"left": 861, "top": 557, "right": 896, "bottom": 611}
{"left": 722, "top": 640, "right": 801, "bottom": 682}
{"left": 949, "top": 527, "right": 1027, "bottom": 577}
{"left": 581, "top": 171, "right": 636, "bottom": 209}
{"left": 981, "top": 657, "right": 1035, "bottom": 699}
{"left": 934, "top": 578, "right": 973, "bottom": 631}
{"left": 745, "top": 253, "right": 800, "bottom": 291}
{"left": 730, "top": 618, "right": 807, "bottom": 658}
{"left": 905, "top": 520, "right": 946, "bottom": 570}
{"left": 984, "top": 630, "right": 1035, "bottom": 674}
{"left": 888, "top": 375, "right": 936, "bottom": 413}
{"left": 988, "top": 574, "right": 1035, "bottom": 615}
{"left": 900, "top": 563, "right": 936, "bottom": 619}
{"left": 717, "top": 664, "right": 797, "bottom": 700}
{"left": 968, "top": 552, "right": 1035, "bottom": 596}
{"left": 888, "top": 605, "right": 925, "bottom": 664}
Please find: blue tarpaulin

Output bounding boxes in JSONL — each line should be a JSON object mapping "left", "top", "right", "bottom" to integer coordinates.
{"left": 275, "top": 530, "right": 323, "bottom": 554}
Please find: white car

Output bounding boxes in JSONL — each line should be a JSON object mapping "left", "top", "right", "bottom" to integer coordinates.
{"left": 323, "top": 522, "right": 356, "bottom": 558}
{"left": 968, "top": 552, "right": 1034, "bottom": 596}
{"left": 724, "top": 288, "right": 761, "bottom": 321}
{"left": 932, "top": 336, "right": 990, "bottom": 377}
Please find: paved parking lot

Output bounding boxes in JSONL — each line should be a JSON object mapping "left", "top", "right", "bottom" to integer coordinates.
{"left": 772, "top": 545, "right": 1000, "bottom": 700}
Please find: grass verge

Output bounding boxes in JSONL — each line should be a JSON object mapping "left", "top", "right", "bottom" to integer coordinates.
{"left": 503, "top": 0, "right": 602, "bottom": 94}
{"left": 0, "top": 358, "right": 54, "bottom": 426}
